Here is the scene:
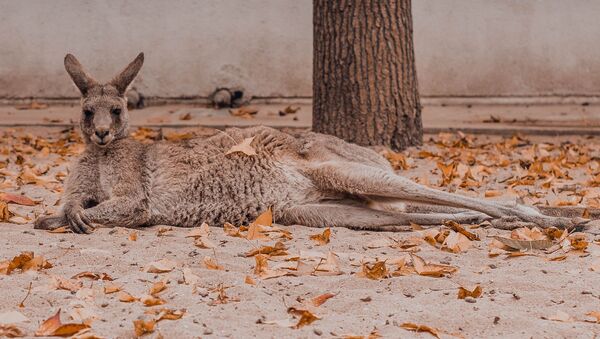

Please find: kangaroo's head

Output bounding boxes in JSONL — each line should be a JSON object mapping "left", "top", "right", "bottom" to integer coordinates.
{"left": 64, "top": 53, "right": 144, "bottom": 147}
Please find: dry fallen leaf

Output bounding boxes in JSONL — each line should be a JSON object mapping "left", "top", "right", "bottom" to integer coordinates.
{"left": 71, "top": 272, "right": 113, "bottom": 281}
{"left": 0, "top": 193, "right": 36, "bottom": 206}
{"left": 309, "top": 228, "right": 331, "bottom": 246}
{"left": 223, "top": 222, "right": 243, "bottom": 237}
{"left": 141, "top": 295, "right": 165, "bottom": 307}
{"left": 144, "top": 308, "right": 186, "bottom": 321}
{"left": 0, "top": 324, "right": 24, "bottom": 338}
{"left": 357, "top": 261, "right": 388, "bottom": 280}
{"left": 225, "top": 137, "right": 257, "bottom": 156}
{"left": 0, "top": 251, "right": 52, "bottom": 275}
{"left": 202, "top": 256, "right": 224, "bottom": 270}
{"left": 254, "top": 254, "right": 290, "bottom": 279}
{"left": 400, "top": 322, "right": 441, "bottom": 338}
{"left": 244, "top": 241, "right": 288, "bottom": 257}
{"left": 491, "top": 236, "right": 553, "bottom": 251}
{"left": 186, "top": 222, "right": 210, "bottom": 238}
{"left": 244, "top": 275, "right": 256, "bottom": 285}
{"left": 0, "top": 201, "right": 10, "bottom": 222}
{"left": 411, "top": 254, "right": 457, "bottom": 277}
{"left": 311, "top": 293, "right": 336, "bottom": 307}
{"left": 103, "top": 283, "right": 122, "bottom": 294}
{"left": 149, "top": 281, "right": 167, "bottom": 297}
{"left": 442, "top": 231, "right": 473, "bottom": 253}
{"left": 133, "top": 317, "right": 155, "bottom": 337}
{"left": 288, "top": 307, "right": 320, "bottom": 329}
{"left": 585, "top": 311, "right": 600, "bottom": 323}
{"left": 144, "top": 259, "right": 176, "bottom": 273}
{"left": 458, "top": 285, "right": 483, "bottom": 299}
{"left": 35, "top": 309, "right": 89, "bottom": 337}
{"left": 182, "top": 268, "right": 200, "bottom": 285}
{"left": 118, "top": 291, "right": 138, "bottom": 303}
{"left": 128, "top": 231, "right": 138, "bottom": 241}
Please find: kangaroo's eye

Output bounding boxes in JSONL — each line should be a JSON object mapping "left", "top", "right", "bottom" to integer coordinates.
{"left": 83, "top": 109, "right": 94, "bottom": 118}
{"left": 111, "top": 108, "right": 122, "bottom": 116}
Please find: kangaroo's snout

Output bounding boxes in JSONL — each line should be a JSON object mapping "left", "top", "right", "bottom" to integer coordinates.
{"left": 95, "top": 129, "right": 109, "bottom": 139}
{"left": 92, "top": 127, "right": 113, "bottom": 146}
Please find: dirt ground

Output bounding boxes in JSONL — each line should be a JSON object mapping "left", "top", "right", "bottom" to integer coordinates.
{"left": 1, "top": 126, "right": 600, "bottom": 338}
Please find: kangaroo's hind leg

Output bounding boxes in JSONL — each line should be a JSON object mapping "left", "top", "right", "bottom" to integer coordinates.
{"left": 306, "top": 162, "right": 581, "bottom": 229}
{"left": 279, "top": 203, "right": 491, "bottom": 231}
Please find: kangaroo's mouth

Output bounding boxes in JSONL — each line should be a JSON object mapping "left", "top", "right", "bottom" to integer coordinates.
{"left": 91, "top": 134, "right": 114, "bottom": 147}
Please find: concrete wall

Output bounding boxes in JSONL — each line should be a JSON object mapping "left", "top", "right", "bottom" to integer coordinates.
{"left": 1, "top": 0, "right": 599, "bottom": 99}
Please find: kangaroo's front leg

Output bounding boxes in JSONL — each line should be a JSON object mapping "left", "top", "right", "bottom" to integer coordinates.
{"left": 82, "top": 197, "right": 150, "bottom": 230}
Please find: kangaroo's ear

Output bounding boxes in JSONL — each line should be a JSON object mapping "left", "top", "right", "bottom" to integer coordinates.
{"left": 64, "top": 54, "right": 97, "bottom": 96}
{"left": 110, "top": 52, "right": 144, "bottom": 96}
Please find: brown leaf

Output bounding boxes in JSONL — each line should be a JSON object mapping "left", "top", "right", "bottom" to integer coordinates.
{"left": 35, "top": 309, "right": 89, "bottom": 337}
{"left": 186, "top": 222, "right": 210, "bottom": 238}
{"left": 279, "top": 106, "right": 300, "bottom": 116}
{"left": 1, "top": 252, "right": 52, "bottom": 275}
{"left": 202, "top": 256, "right": 223, "bottom": 270}
{"left": 436, "top": 161, "right": 458, "bottom": 186}
{"left": 254, "top": 254, "right": 289, "bottom": 279}
{"left": 15, "top": 102, "right": 48, "bottom": 110}
{"left": 144, "top": 259, "right": 176, "bottom": 273}
{"left": 0, "top": 324, "right": 25, "bottom": 337}
{"left": 149, "top": 281, "right": 167, "bottom": 296}
{"left": 229, "top": 106, "right": 258, "bottom": 118}
{"left": 48, "top": 226, "right": 71, "bottom": 234}
{"left": 458, "top": 285, "right": 483, "bottom": 299}
{"left": 225, "top": 137, "right": 257, "bottom": 156}
{"left": 103, "top": 282, "right": 122, "bottom": 294}
{"left": 133, "top": 318, "right": 155, "bottom": 337}
{"left": 244, "top": 275, "right": 256, "bottom": 285}
{"left": 585, "top": 311, "right": 600, "bottom": 323}
{"left": 118, "top": 291, "right": 138, "bottom": 303}
{"left": 0, "top": 201, "right": 9, "bottom": 222}
{"left": 400, "top": 322, "right": 440, "bottom": 338}
{"left": 141, "top": 295, "right": 165, "bottom": 307}
{"left": 311, "top": 293, "right": 336, "bottom": 307}
{"left": 179, "top": 112, "right": 192, "bottom": 121}
{"left": 223, "top": 222, "right": 243, "bottom": 237}
{"left": 144, "top": 308, "right": 186, "bottom": 321}
{"left": 0, "top": 193, "right": 36, "bottom": 206}
{"left": 309, "top": 228, "right": 331, "bottom": 246}
{"left": 71, "top": 272, "right": 113, "bottom": 281}
{"left": 244, "top": 241, "right": 288, "bottom": 257}
{"left": 491, "top": 236, "right": 553, "bottom": 250}
{"left": 358, "top": 261, "right": 388, "bottom": 280}
{"left": 442, "top": 231, "right": 473, "bottom": 253}
{"left": 411, "top": 254, "right": 457, "bottom": 277}
{"left": 569, "top": 233, "right": 588, "bottom": 251}
{"left": 155, "top": 226, "right": 173, "bottom": 237}
{"left": 194, "top": 237, "right": 216, "bottom": 249}
{"left": 288, "top": 308, "right": 320, "bottom": 329}
{"left": 128, "top": 231, "right": 137, "bottom": 241}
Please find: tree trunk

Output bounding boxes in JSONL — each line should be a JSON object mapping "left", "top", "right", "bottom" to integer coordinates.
{"left": 313, "top": 0, "right": 422, "bottom": 151}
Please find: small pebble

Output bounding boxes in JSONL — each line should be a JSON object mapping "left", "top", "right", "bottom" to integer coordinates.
{"left": 313, "top": 329, "right": 323, "bottom": 336}
{"left": 465, "top": 297, "right": 477, "bottom": 303}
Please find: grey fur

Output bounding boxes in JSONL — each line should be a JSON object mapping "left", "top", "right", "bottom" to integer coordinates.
{"left": 35, "top": 53, "right": 585, "bottom": 234}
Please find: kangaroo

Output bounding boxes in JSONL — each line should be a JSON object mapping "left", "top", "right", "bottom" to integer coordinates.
{"left": 34, "top": 53, "right": 584, "bottom": 234}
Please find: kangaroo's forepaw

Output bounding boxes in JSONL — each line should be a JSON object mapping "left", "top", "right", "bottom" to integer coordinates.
{"left": 34, "top": 214, "right": 68, "bottom": 231}
{"left": 64, "top": 208, "right": 95, "bottom": 234}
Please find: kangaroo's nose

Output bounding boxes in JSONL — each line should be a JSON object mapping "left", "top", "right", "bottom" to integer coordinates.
{"left": 95, "top": 129, "right": 109, "bottom": 139}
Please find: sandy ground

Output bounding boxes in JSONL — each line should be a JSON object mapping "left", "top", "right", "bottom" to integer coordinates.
{"left": 1, "top": 127, "right": 600, "bottom": 338}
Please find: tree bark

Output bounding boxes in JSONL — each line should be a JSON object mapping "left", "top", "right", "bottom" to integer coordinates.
{"left": 313, "top": 0, "right": 422, "bottom": 151}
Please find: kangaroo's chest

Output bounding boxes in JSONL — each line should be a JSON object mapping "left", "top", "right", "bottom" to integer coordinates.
{"left": 98, "top": 161, "right": 116, "bottom": 198}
